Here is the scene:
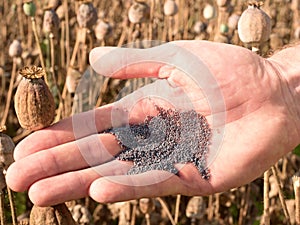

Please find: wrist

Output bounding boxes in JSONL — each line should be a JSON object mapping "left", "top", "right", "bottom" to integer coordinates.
{"left": 267, "top": 44, "right": 300, "bottom": 142}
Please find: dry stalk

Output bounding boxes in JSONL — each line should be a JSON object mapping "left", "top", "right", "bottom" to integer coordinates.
{"left": 26, "top": 16, "right": 33, "bottom": 52}
{"left": 280, "top": 157, "right": 288, "bottom": 180}
{"left": 145, "top": 213, "right": 151, "bottom": 225}
{"left": 168, "top": 17, "right": 175, "bottom": 41}
{"left": 95, "top": 77, "right": 110, "bottom": 107}
{"left": 17, "top": 0, "right": 25, "bottom": 41}
{"left": 63, "top": 0, "right": 70, "bottom": 68}
{"left": 291, "top": 0, "right": 299, "bottom": 37}
{"left": 70, "top": 28, "right": 86, "bottom": 68}
{"left": 271, "top": 165, "right": 292, "bottom": 225}
{"left": 60, "top": 20, "right": 66, "bottom": 68}
{"left": 216, "top": 5, "right": 225, "bottom": 36}
{"left": 0, "top": 69, "right": 5, "bottom": 107}
{"left": 238, "top": 185, "right": 251, "bottom": 225}
{"left": 177, "top": 0, "right": 184, "bottom": 39}
{"left": 97, "top": 0, "right": 104, "bottom": 9}
{"left": 56, "top": 84, "right": 68, "bottom": 120}
{"left": 130, "top": 201, "right": 137, "bottom": 225}
{"left": 57, "top": 27, "right": 87, "bottom": 119}
{"left": 182, "top": 4, "right": 189, "bottom": 40}
{"left": 31, "top": 17, "right": 47, "bottom": 84}
{"left": 7, "top": 186, "right": 17, "bottom": 225}
{"left": 49, "top": 33, "right": 63, "bottom": 105}
{"left": 0, "top": 190, "right": 5, "bottom": 225}
{"left": 214, "top": 193, "right": 220, "bottom": 220}
{"left": 162, "top": 17, "right": 168, "bottom": 42}
{"left": 117, "top": 26, "right": 127, "bottom": 47}
{"left": 1, "top": 58, "right": 17, "bottom": 126}
{"left": 207, "top": 195, "right": 214, "bottom": 221}
{"left": 293, "top": 176, "right": 300, "bottom": 224}
{"left": 174, "top": 194, "right": 181, "bottom": 224}
{"left": 156, "top": 197, "right": 176, "bottom": 225}
{"left": 117, "top": 14, "right": 130, "bottom": 47}
{"left": 261, "top": 169, "right": 270, "bottom": 225}
{"left": 149, "top": 0, "right": 155, "bottom": 40}
{"left": 79, "top": 42, "right": 87, "bottom": 72}
{"left": 128, "top": 23, "right": 135, "bottom": 44}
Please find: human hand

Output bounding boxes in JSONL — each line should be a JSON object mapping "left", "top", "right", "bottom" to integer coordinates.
{"left": 6, "top": 41, "right": 300, "bottom": 206}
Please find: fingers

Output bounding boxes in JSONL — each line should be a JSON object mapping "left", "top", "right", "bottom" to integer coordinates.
{"left": 28, "top": 160, "right": 132, "bottom": 206}
{"left": 6, "top": 133, "right": 121, "bottom": 192}
{"left": 14, "top": 76, "right": 206, "bottom": 162}
{"left": 14, "top": 103, "right": 125, "bottom": 160}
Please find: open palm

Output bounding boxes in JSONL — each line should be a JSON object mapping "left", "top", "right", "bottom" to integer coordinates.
{"left": 6, "top": 41, "right": 300, "bottom": 206}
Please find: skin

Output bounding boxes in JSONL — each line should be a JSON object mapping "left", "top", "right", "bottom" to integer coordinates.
{"left": 6, "top": 41, "right": 300, "bottom": 206}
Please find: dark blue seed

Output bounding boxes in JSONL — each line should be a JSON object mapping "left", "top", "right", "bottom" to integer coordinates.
{"left": 106, "top": 106, "right": 211, "bottom": 180}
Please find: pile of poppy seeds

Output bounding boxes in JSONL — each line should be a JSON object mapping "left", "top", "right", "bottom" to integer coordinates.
{"left": 107, "top": 106, "right": 212, "bottom": 180}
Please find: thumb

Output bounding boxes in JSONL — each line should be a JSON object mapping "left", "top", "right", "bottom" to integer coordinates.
{"left": 89, "top": 41, "right": 201, "bottom": 79}
{"left": 89, "top": 46, "right": 165, "bottom": 79}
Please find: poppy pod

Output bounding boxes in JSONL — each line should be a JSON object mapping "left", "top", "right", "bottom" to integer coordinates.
{"left": 23, "top": 0, "right": 36, "bottom": 17}
{"left": 95, "top": 20, "right": 112, "bottom": 41}
{"left": 9, "top": 40, "right": 22, "bottom": 58}
{"left": 0, "top": 126, "right": 14, "bottom": 169}
{"left": 77, "top": 2, "right": 98, "bottom": 29}
{"left": 42, "top": 9, "right": 60, "bottom": 34}
{"left": 128, "top": 1, "right": 150, "bottom": 24}
{"left": 14, "top": 66, "right": 56, "bottom": 131}
{"left": 163, "top": 0, "right": 178, "bottom": 16}
{"left": 30, "top": 204, "right": 76, "bottom": 225}
{"left": 237, "top": 2, "right": 271, "bottom": 45}
{"left": 203, "top": 4, "right": 216, "bottom": 20}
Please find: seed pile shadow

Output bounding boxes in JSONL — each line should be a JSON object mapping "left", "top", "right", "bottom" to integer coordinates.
{"left": 108, "top": 106, "right": 211, "bottom": 180}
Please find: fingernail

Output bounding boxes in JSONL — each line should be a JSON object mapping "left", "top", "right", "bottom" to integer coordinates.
{"left": 158, "top": 65, "right": 175, "bottom": 78}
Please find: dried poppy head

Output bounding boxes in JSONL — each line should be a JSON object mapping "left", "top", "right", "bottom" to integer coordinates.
{"left": 56, "top": 5, "right": 64, "bottom": 20}
{"left": 0, "top": 167, "right": 6, "bottom": 190}
{"left": 30, "top": 204, "right": 76, "bottom": 224}
{"left": 139, "top": 198, "right": 154, "bottom": 214}
{"left": 9, "top": 40, "right": 23, "bottom": 58}
{"left": 66, "top": 67, "right": 82, "bottom": 93}
{"left": 128, "top": 0, "right": 150, "bottom": 24}
{"left": 95, "top": 20, "right": 112, "bottom": 41}
{"left": 0, "top": 126, "right": 15, "bottom": 169}
{"left": 43, "top": 9, "right": 60, "bottom": 35}
{"left": 186, "top": 196, "right": 205, "bottom": 220}
{"left": 237, "top": 1, "right": 271, "bottom": 45}
{"left": 163, "top": 0, "right": 178, "bottom": 16}
{"left": 203, "top": 4, "right": 216, "bottom": 20}
{"left": 71, "top": 204, "right": 92, "bottom": 224}
{"left": 228, "top": 13, "right": 240, "bottom": 30}
{"left": 19, "top": 65, "right": 45, "bottom": 79}
{"left": 193, "top": 21, "right": 206, "bottom": 34}
{"left": 76, "top": 2, "right": 98, "bottom": 29}
{"left": 14, "top": 66, "right": 56, "bottom": 131}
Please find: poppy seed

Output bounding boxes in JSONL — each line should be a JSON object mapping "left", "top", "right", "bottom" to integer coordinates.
{"left": 107, "top": 106, "right": 211, "bottom": 180}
